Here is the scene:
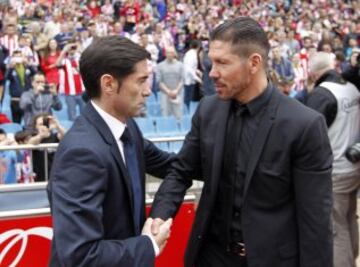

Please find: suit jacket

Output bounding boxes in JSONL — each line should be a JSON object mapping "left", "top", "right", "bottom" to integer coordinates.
{"left": 47, "top": 103, "right": 173, "bottom": 267}
{"left": 151, "top": 88, "right": 333, "bottom": 267}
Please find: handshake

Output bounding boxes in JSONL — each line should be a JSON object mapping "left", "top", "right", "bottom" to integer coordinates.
{"left": 141, "top": 217, "right": 173, "bottom": 256}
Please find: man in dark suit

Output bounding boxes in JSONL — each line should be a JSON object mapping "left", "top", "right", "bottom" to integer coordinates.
{"left": 47, "top": 36, "right": 173, "bottom": 267}
{"left": 150, "top": 17, "right": 333, "bottom": 267}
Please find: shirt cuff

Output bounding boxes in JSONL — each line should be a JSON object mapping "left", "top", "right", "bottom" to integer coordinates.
{"left": 143, "top": 234, "right": 160, "bottom": 257}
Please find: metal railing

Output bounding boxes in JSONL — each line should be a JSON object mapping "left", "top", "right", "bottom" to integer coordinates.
{"left": 0, "top": 136, "right": 186, "bottom": 181}
{"left": 0, "top": 136, "right": 204, "bottom": 218}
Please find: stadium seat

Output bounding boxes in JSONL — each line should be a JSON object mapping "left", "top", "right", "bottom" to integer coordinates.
{"left": 155, "top": 141, "right": 170, "bottom": 152}
{"left": 0, "top": 122, "right": 23, "bottom": 133}
{"left": 147, "top": 103, "right": 162, "bottom": 117}
{"left": 155, "top": 117, "right": 180, "bottom": 136}
{"left": 147, "top": 92, "right": 158, "bottom": 104}
{"left": 53, "top": 108, "right": 69, "bottom": 121}
{"left": 189, "top": 101, "right": 198, "bottom": 115}
{"left": 169, "top": 141, "right": 183, "bottom": 153}
{"left": 180, "top": 115, "right": 192, "bottom": 134}
{"left": 60, "top": 120, "right": 74, "bottom": 130}
{"left": 134, "top": 117, "right": 156, "bottom": 137}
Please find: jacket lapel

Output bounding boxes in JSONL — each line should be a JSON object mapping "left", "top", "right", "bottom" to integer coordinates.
{"left": 82, "top": 103, "right": 135, "bottom": 217}
{"left": 242, "top": 88, "right": 281, "bottom": 199}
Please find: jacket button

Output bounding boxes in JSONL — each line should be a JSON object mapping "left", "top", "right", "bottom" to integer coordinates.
{"left": 197, "top": 235, "right": 202, "bottom": 239}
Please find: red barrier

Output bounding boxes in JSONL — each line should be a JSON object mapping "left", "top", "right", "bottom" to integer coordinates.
{"left": 0, "top": 202, "right": 195, "bottom": 267}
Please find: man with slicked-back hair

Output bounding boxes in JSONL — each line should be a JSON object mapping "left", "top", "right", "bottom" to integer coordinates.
{"left": 150, "top": 17, "right": 333, "bottom": 267}
{"left": 48, "top": 36, "right": 174, "bottom": 267}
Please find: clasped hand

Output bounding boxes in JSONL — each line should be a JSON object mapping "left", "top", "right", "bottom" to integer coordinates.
{"left": 142, "top": 217, "right": 173, "bottom": 255}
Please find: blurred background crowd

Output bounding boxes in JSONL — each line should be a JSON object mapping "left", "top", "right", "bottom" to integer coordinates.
{"left": 0, "top": 0, "right": 360, "bottom": 183}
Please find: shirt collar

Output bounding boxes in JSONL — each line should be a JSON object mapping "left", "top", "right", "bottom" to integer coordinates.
{"left": 91, "top": 101, "right": 126, "bottom": 141}
{"left": 232, "top": 84, "right": 273, "bottom": 116}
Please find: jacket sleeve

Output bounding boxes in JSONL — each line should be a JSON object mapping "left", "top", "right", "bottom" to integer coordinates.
{"left": 306, "top": 87, "right": 337, "bottom": 127}
{"left": 150, "top": 102, "right": 203, "bottom": 220}
{"left": 292, "top": 114, "right": 333, "bottom": 267}
{"left": 19, "top": 91, "right": 33, "bottom": 110}
{"left": 49, "top": 146, "right": 155, "bottom": 267}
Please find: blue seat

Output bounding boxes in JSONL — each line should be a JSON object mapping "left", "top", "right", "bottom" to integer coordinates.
{"left": 147, "top": 93, "right": 158, "bottom": 104}
{"left": 180, "top": 115, "right": 192, "bottom": 134}
{"left": 60, "top": 120, "right": 73, "bottom": 130}
{"left": 147, "top": 103, "right": 162, "bottom": 117}
{"left": 0, "top": 123, "right": 23, "bottom": 133}
{"left": 169, "top": 141, "right": 183, "bottom": 153}
{"left": 155, "top": 117, "right": 180, "bottom": 136}
{"left": 134, "top": 117, "right": 156, "bottom": 137}
{"left": 189, "top": 101, "right": 198, "bottom": 115}
{"left": 155, "top": 141, "right": 170, "bottom": 152}
{"left": 53, "top": 109, "right": 69, "bottom": 121}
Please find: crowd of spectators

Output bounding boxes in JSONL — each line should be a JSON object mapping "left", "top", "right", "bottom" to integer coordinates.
{"left": 0, "top": 0, "right": 359, "bottom": 184}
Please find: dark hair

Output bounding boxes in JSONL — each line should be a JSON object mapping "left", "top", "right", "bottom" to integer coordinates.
{"left": 79, "top": 36, "right": 151, "bottom": 99}
{"left": 31, "top": 112, "right": 51, "bottom": 130}
{"left": 190, "top": 40, "right": 201, "bottom": 49}
{"left": 32, "top": 72, "right": 45, "bottom": 81}
{"left": 210, "top": 17, "right": 270, "bottom": 62}
{"left": 14, "top": 130, "right": 34, "bottom": 143}
{"left": 0, "top": 128, "right": 6, "bottom": 135}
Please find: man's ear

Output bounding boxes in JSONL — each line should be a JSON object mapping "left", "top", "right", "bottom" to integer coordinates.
{"left": 248, "top": 53, "right": 263, "bottom": 75}
{"left": 100, "top": 74, "right": 116, "bottom": 95}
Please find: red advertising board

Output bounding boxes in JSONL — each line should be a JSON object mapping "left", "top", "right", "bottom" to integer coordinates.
{"left": 0, "top": 203, "right": 195, "bottom": 267}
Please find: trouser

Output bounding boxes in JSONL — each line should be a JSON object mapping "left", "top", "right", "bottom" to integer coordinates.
{"left": 332, "top": 172, "right": 360, "bottom": 267}
{"left": 10, "top": 99, "right": 23, "bottom": 123}
{"left": 184, "top": 84, "right": 195, "bottom": 112}
{"left": 160, "top": 92, "right": 182, "bottom": 120}
{"left": 65, "top": 94, "right": 84, "bottom": 121}
{"left": 195, "top": 237, "right": 247, "bottom": 267}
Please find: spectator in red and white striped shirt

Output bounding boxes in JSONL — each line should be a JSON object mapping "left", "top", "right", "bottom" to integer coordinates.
{"left": 56, "top": 42, "right": 85, "bottom": 121}
{"left": 0, "top": 24, "right": 19, "bottom": 57}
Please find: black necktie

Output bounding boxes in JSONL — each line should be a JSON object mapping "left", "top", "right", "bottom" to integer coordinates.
{"left": 121, "top": 127, "right": 142, "bottom": 234}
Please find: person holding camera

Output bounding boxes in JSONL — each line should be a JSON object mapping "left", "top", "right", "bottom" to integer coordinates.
{"left": 56, "top": 42, "right": 85, "bottom": 121}
{"left": 4, "top": 49, "right": 36, "bottom": 123}
{"left": 306, "top": 52, "right": 360, "bottom": 267}
{"left": 27, "top": 112, "right": 65, "bottom": 182}
{"left": 20, "top": 72, "right": 62, "bottom": 129}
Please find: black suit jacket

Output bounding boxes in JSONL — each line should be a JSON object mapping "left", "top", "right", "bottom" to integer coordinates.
{"left": 151, "top": 88, "right": 333, "bottom": 267}
{"left": 48, "top": 103, "right": 173, "bottom": 267}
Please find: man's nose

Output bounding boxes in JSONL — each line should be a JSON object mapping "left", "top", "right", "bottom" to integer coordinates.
{"left": 209, "top": 67, "right": 219, "bottom": 79}
{"left": 142, "top": 84, "right": 151, "bottom": 97}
